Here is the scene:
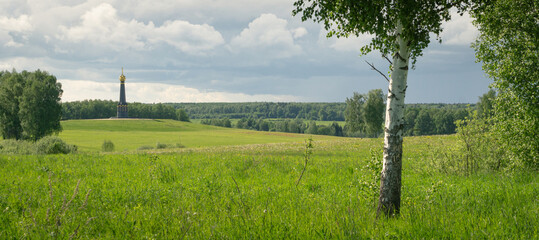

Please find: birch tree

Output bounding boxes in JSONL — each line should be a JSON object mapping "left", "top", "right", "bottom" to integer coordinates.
{"left": 293, "top": 1, "right": 486, "bottom": 217}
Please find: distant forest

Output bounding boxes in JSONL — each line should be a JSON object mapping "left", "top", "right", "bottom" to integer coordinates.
{"left": 62, "top": 100, "right": 474, "bottom": 137}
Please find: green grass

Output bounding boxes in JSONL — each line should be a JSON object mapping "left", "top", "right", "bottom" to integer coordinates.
{"left": 0, "top": 120, "right": 537, "bottom": 239}
{"left": 59, "top": 119, "right": 339, "bottom": 152}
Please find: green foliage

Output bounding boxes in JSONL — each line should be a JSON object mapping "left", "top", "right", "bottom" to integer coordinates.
{"left": 101, "top": 140, "right": 115, "bottom": 152}
{"left": 201, "top": 118, "right": 232, "bottom": 128}
{"left": 414, "top": 110, "right": 434, "bottom": 136}
{"left": 0, "top": 70, "right": 62, "bottom": 141}
{"left": 345, "top": 92, "right": 366, "bottom": 133}
{"left": 67, "top": 100, "right": 470, "bottom": 138}
{"left": 154, "top": 142, "right": 185, "bottom": 150}
{"left": 35, "top": 136, "right": 77, "bottom": 154}
{"left": 296, "top": 137, "right": 314, "bottom": 187}
{"left": 345, "top": 89, "right": 386, "bottom": 137}
{"left": 358, "top": 147, "right": 383, "bottom": 205}
{"left": 0, "top": 71, "right": 24, "bottom": 140}
{"left": 0, "top": 137, "right": 76, "bottom": 155}
{"left": 61, "top": 101, "right": 184, "bottom": 120}
{"left": 170, "top": 102, "right": 346, "bottom": 121}
{"left": 176, "top": 108, "right": 190, "bottom": 122}
{"left": 472, "top": 0, "right": 538, "bottom": 169}
{"left": 426, "top": 112, "right": 508, "bottom": 174}
{"left": 363, "top": 89, "right": 385, "bottom": 137}
{"left": 0, "top": 137, "right": 536, "bottom": 238}
{"left": 137, "top": 145, "right": 154, "bottom": 151}
{"left": 0, "top": 139, "right": 34, "bottom": 154}
{"left": 156, "top": 142, "right": 167, "bottom": 149}
{"left": 404, "top": 105, "right": 469, "bottom": 136}
{"left": 477, "top": 89, "right": 496, "bottom": 119}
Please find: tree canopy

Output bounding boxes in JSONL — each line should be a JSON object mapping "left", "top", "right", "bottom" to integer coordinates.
{"left": 472, "top": 0, "right": 538, "bottom": 168}
{"left": 0, "top": 70, "right": 63, "bottom": 141}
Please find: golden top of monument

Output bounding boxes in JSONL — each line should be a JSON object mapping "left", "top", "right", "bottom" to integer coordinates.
{"left": 119, "top": 67, "right": 126, "bottom": 82}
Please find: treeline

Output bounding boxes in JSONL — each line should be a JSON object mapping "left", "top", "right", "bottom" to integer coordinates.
{"left": 202, "top": 118, "right": 344, "bottom": 136}
{"left": 200, "top": 103, "right": 472, "bottom": 137}
{"left": 168, "top": 102, "right": 346, "bottom": 121}
{"left": 62, "top": 100, "right": 189, "bottom": 121}
{"left": 62, "top": 99, "right": 472, "bottom": 137}
{"left": 403, "top": 105, "right": 470, "bottom": 136}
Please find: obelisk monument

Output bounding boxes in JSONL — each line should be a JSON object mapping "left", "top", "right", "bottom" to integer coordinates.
{"left": 117, "top": 68, "right": 128, "bottom": 118}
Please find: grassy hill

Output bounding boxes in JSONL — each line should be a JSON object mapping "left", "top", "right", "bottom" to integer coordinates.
{"left": 59, "top": 119, "right": 340, "bottom": 152}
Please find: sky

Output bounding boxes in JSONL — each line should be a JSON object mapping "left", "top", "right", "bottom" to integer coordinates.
{"left": 0, "top": 0, "right": 492, "bottom": 103}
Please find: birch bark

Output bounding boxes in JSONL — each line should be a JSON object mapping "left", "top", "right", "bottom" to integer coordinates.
{"left": 377, "top": 21, "right": 410, "bottom": 217}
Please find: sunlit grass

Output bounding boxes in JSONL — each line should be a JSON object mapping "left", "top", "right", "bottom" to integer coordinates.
{"left": 0, "top": 135, "right": 536, "bottom": 239}
{"left": 59, "top": 119, "right": 340, "bottom": 151}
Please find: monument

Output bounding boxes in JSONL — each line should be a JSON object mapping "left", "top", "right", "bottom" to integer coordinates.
{"left": 117, "top": 68, "right": 128, "bottom": 118}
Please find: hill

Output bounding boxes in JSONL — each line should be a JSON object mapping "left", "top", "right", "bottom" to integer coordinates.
{"left": 59, "top": 119, "right": 340, "bottom": 152}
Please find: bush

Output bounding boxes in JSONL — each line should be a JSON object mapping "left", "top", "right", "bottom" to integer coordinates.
{"left": 102, "top": 140, "right": 115, "bottom": 152}
{"left": 427, "top": 112, "right": 505, "bottom": 175}
{"left": 0, "top": 139, "right": 34, "bottom": 154}
{"left": 156, "top": 142, "right": 168, "bottom": 149}
{"left": 35, "top": 136, "right": 77, "bottom": 154}
{"left": 137, "top": 145, "right": 154, "bottom": 151}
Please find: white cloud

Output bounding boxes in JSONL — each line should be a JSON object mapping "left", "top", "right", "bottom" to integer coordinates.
{"left": 59, "top": 79, "right": 302, "bottom": 103}
{"left": 148, "top": 20, "right": 225, "bottom": 54}
{"left": 0, "top": 15, "right": 32, "bottom": 32}
{"left": 440, "top": 11, "right": 478, "bottom": 45}
{"left": 328, "top": 34, "right": 374, "bottom": 52}
{"left": 0, "top": 15, "right": 33, "bottom": 47}
{"left": 57, "top": 3, "right": 224, "bottom": 54}
{"left": 230, "top": 13, "right": 306, "bottom": 58}
{"left": 292, "top": 27, "right": 308, "bottom": 39}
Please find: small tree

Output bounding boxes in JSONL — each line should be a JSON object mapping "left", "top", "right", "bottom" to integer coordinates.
{"left": 176, "top": 108, "right": 190, "bottom": 122}
{"left": 363, "top": 89, "right": 385, "bottom": 137}
{"left": 344, "top": 92, "right": 365, "bottom": 134}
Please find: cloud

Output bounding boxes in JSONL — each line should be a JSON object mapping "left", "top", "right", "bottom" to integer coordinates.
{"left": 0, "top": 15, "right": 33, "bottom": 47}
{"left": 59, "top": 79, "right": 302, "bottom": 103}
{"left": 229, "top": 13, "right": 306, "bottom": 58}
{"left": 57, "top": 3, "right": 224, "bottom": 54}
{"left": 440, "top": 11, "right": 478, "bottom": 45}
{"left": 328, "top": 34, "right": 374, "bottom": 52}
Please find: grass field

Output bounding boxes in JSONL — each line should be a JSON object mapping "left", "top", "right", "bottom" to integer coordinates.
{"left": 0, "top": 120, "right": 537, "bottom": 239}
{"left": 59, "top": 119, "right": 339, "bottom": 152}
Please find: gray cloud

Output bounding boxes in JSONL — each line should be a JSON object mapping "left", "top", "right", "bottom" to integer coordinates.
{"left": 0, "top": 0, "right": 491, "bottom": 103}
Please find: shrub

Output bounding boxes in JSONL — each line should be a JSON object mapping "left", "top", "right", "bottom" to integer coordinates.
{"left": 155, "top": 142, "right": 185, "bottom": 149}
{"left": 156, "top": 142, "right": 168, "bottom": 149}
{"left": 427, "top": 112, "right": 505, "bottom": 175}
{"left": 0, "top": 139, "right": 34, "bottom": 154}
{"left": 137, "top": 145, "right": 154, "bottom": 151}
{"left": 175, "top": 143, "right": 185, "bottom": 148}
{"left": 102, "top": 140, "right": 115, "bottom": 152}
{"left": 35, "top": 136, "right": 77, "bottom": 154}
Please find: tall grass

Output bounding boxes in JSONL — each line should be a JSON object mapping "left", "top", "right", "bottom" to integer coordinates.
{"left": 0, "top": 137, "right": 536, "bottom": 238}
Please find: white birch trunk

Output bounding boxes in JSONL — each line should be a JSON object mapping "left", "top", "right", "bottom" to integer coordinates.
{"left": 377, "top": 21, "right": 410, "bottom": 217}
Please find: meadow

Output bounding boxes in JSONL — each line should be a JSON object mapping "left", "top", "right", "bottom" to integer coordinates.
{"left": 59, "top": 119, "right": 338, "bottom": 152}
{"left": 0, "top": 120, "right": 537, "bottom": 239}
